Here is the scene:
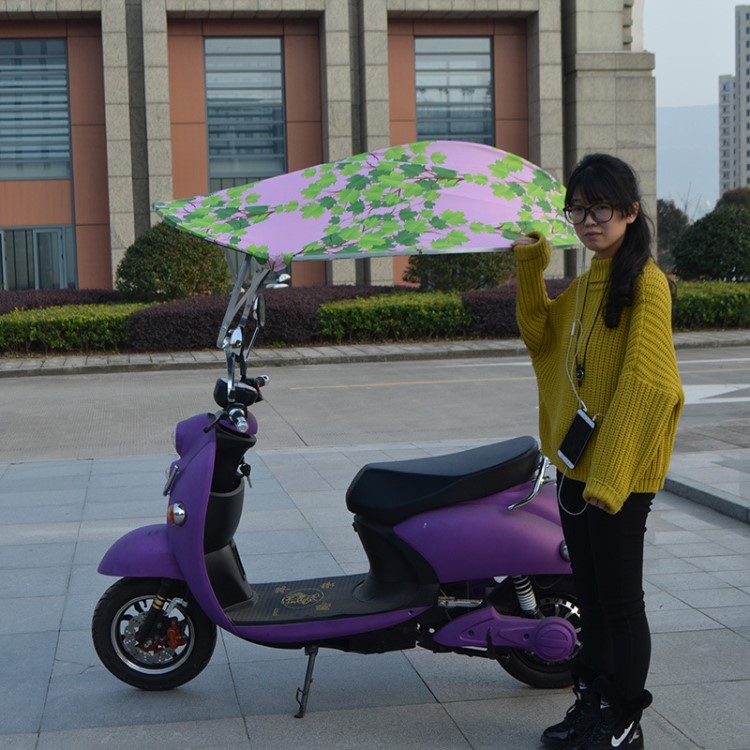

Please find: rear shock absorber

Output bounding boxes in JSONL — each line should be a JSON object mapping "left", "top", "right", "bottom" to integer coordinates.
{"left": 512, "top": 575, "right": 541, "bottom": 618}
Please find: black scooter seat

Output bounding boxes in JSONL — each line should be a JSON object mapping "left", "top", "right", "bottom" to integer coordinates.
{"left": 345, "top": 435, "right": 539, "bottom": 525}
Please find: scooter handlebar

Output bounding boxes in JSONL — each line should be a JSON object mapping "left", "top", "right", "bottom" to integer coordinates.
{"left": 227, "top": 406, "right": 249, "bottom": 433}
{"left": 246, "top": 374, "right": 269, "bottom": 388}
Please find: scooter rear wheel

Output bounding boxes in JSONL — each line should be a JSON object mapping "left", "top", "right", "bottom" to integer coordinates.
{"left": 498, "top": 581, "right": 581, "bottom": 689}
{"left": 92, "top": 577, "right": 216, "bottom": 690}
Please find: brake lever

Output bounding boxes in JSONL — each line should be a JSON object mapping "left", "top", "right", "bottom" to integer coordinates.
{"left": 203, "top": 410, "right": 226, "bottom": 433}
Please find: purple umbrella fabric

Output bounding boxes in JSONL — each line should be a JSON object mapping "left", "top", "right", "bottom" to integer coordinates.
{"left": 154, "top": 140, "right": 577, "bottom": 270}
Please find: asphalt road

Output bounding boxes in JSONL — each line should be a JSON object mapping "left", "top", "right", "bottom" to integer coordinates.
{"left": 2, "top": 345, "right": 750, "bottom": 463}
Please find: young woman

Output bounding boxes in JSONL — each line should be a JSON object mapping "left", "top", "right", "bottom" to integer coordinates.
{"left": 512, "top": 154, "right": 684, "bottom": 750}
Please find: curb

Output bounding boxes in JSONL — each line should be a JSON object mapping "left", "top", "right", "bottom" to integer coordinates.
{"left": 0, "top": 342, "right": 530, "bottom": 378}
{"left": 664, "top": 475, "right": 750, "bottom": 525}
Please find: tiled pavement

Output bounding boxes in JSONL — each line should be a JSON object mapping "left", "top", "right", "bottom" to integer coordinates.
{"left": 2, "top": 334, "right": 750, "bottom": 749}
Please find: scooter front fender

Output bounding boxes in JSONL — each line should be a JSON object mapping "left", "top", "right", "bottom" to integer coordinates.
{"left": 98, "top": 524, "right": 184, "bottom": 580}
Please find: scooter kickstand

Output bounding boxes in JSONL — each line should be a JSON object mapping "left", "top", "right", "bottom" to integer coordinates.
{"left": 294, "top": 645, "right": 319, "bottom": 718}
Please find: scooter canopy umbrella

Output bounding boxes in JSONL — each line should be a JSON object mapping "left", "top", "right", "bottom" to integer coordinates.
{"left": 154, "top": 140, "right": 578, "bottom": 270}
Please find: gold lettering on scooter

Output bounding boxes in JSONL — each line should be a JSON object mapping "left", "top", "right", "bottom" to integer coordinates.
{"left": 281, "top": 589, "right": 324, "bottom": 608}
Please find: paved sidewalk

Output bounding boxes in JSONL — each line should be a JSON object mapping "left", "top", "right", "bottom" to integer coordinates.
{"left": 1, "top": 445, "right": 749, "bottom": 749}
{"left": 1, "top": 331, "right": 750, "bottom": 748}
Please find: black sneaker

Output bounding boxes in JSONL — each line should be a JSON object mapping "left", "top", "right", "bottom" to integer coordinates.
{"left": 577, "top": 707, "right": 644, "bottom": 749}
{"left": 540, "top": 684, "right": 599, "bottom": 749}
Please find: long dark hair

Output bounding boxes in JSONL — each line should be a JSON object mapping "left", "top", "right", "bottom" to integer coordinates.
{"left": 564, "top": 153, "right": 653, "bottom": 328}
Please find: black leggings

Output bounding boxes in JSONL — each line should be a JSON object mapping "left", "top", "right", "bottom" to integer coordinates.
{"left": 557, "top": 474, "right": 653, "bottom": 701}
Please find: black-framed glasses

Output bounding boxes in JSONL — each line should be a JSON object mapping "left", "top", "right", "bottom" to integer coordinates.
{"left": 564, "top": 203, "right": 614, "bottom": 225}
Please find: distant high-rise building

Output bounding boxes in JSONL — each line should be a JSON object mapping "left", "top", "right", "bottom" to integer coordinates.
{"left": 719, "top": 5, "right": 750, "bottom": 195}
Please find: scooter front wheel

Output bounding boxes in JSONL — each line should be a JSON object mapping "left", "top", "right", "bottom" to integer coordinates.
{"left": 92, "top": 577, "right": 217, "bottom": 690}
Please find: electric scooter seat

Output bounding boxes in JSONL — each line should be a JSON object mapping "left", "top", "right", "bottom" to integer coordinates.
{"left": 345, "top": 435, "right": 539, "bottom": 525}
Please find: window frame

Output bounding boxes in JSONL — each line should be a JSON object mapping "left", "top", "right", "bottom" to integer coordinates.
{"left": 203, "top": 36, "right": 288, "bottom": 192}
{"left": 0, "top": 224, "right": 76, "bottom": 290}
{"left": 413, "top": 35, "right": 495, "bottom": 146}
{"left": 0, "top": 37, "right": 72, "bottom": 181}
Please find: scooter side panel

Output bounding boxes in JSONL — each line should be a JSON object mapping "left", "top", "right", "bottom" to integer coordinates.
{"left": 395, "top": 490, "right": 570, "bottom": 582}
{"left": 520, "top": 481, "right": 563, "bottom": 526}
{"left": 167, "top": 417, "right": 235, "bottom": 628}
{"left": 98, "top": 524, "right": 184, "bottom": 580}
{"left": 231, "top": 607, "right": 430, "bottom": 644}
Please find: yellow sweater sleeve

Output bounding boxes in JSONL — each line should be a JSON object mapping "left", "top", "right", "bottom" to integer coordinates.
{"left": 584, "top": 265, "right": 684, "bottom": 513}
{"left": 513, "top": 233, "right": 553, "bottom": 358}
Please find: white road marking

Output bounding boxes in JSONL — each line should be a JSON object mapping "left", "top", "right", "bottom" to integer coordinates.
{"left": 683, "top": 384, "right": 750, "bottom": 405}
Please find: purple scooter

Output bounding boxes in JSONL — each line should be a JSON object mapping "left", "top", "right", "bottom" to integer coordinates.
{"left": 92, "top": 256, "right": 580, "bottom": 717}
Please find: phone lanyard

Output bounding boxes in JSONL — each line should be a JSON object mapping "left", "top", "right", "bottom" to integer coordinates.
{"left": 573, "top": 276, "right": 608, "bottom": 387}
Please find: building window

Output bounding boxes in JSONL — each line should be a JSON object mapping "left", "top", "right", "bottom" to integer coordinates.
{"left": 414, "top": 36, "right": 494, "bottom": 145}
{"left": 0, "top": 226, "right": 76, "bottom": 290}
{"left": 0, "top": 39, "right": 71, "bottom": 180}
{"left": 204, "top": 37, "right": 286, "bottom": 192}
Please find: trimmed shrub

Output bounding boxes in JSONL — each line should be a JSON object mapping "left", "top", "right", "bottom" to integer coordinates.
{"left": 0, "top": 303, "right": 149, "bottom": 354}
{"left": 0, "top": 288, "right": 121, "bottom": 316}
{"left": 673, "top": 206, "right": 750, "bottom": 280}
{"left": 317, "top": 291, "right": 473, "bottom": 343}
{"left": 125, "top": 285, "right": 400, "bottom": 351}
{"left": 116, "top": 222, "right": 232, "bottom": 301}
{"left": 262, "top": 285, "right": 395, "bottom": 345}
{"left": 126, "top": 295, "right": 229, "bottom": 352}
{"left": 403, "top": 252, "right": 517, "bottom": 291}
{"left": 673, "top": 281, "right": 750, "bottom": 330}
{"left": 462, "top": 286, "right": 519, "bottom": 338}
{"left": 462, "top": 277, "right": 574, "bottom": 338}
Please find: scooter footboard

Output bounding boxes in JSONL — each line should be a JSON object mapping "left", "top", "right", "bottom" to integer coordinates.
{"left": 98, "top": 524, "right": 183, "bottom": 580}
{"left": 433, "top": 606, "right": 576, "bottom": 663}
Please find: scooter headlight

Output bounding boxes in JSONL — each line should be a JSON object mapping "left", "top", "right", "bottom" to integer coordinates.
{"left": 168, "top": 502, "right": 187, "bottom": 526}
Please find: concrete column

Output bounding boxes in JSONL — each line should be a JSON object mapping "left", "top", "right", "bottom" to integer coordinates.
{"left": 359, "top": 0, "right": 390, "bottom": 151}
{"left": 562, "top": 0, "right": 655, "bottom": 271}
{"left": 321, "top": 0, "right": 353, "bottom": 162}
{"left": 355, "top": 0, "right": 392, "bottom": 285}
{"left": 101, "top": 0, "right": 137, "bottom": 278}
{"left": 526, "top": 0, "right": 566, "bottom": 279}
{"left": 141, "top": 0, "right": 173, "bottom": 225}
{"left": 527, "top": 1, "right": 565, "bottom": 179}
{"left": 322, "top": 0, "right": 358, "bottom": 285}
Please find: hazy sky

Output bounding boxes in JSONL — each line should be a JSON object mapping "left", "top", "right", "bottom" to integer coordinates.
{"left": 644, "top": 0, "right": 739, "bottom": 108}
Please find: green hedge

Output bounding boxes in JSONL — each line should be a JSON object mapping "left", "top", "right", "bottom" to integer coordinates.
{"left": 0, "top": 303, "right": 150, "bottom": 354}
{"left": 3, "top": 281, "right": 750, "bottom": 354}
{"left": 317, "top": 291, "right": 473, "bottom": 342}
{"left": 673, "top": 281, "right": 750, "bottom": 329}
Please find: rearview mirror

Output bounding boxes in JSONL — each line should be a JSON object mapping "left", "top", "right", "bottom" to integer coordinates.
{"left": 253, "top": 295, "right": 266, "bottom": 329}
{"left": 265, "top": 272, "right": 290, "bottom": 289}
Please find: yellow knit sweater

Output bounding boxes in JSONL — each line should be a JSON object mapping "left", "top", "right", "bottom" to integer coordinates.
{"left": 514, "top": 235, "right": 684, "bottom": 514}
